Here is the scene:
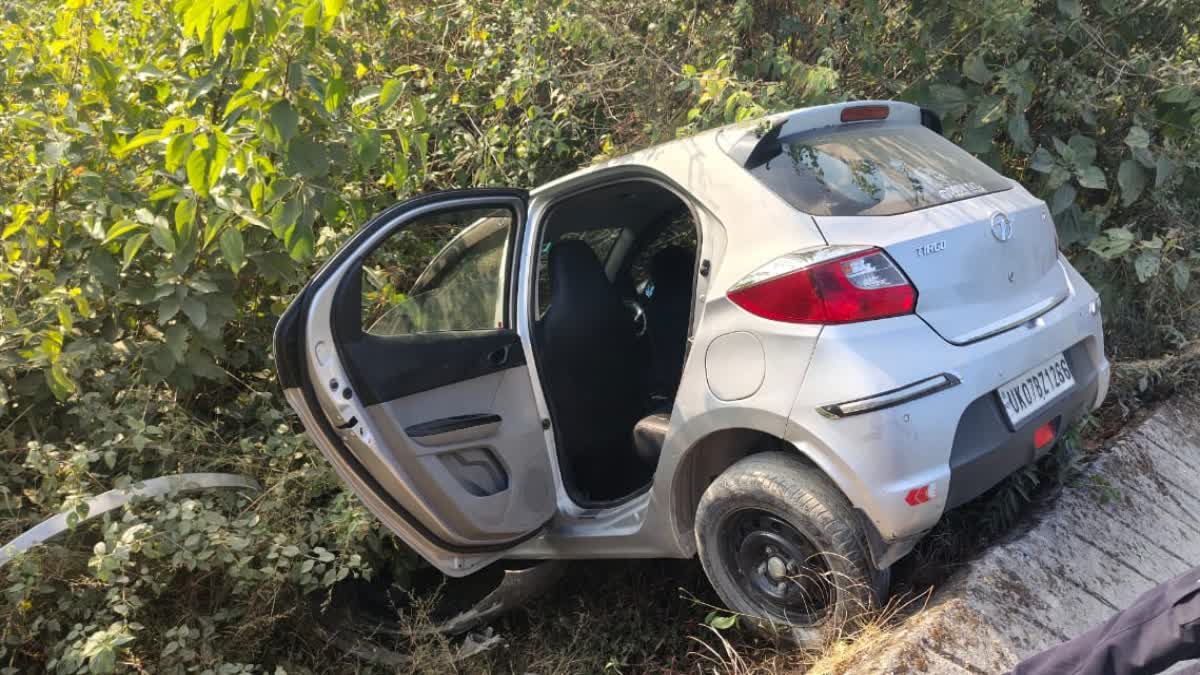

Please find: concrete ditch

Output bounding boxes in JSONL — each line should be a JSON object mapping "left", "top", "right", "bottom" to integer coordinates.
{"left": 844, "top": 396, "right": 1200, "bottom": 674}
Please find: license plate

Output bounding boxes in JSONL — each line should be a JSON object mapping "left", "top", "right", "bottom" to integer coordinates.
{"left": 997, "top": 353, "right": 1075, "bottom": 427}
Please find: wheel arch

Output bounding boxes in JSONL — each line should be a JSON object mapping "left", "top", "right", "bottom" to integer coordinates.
{"left": 669, "top": 425, "right": 862, "bottom": 551}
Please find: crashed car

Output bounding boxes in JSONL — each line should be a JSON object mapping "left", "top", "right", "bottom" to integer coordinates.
{"left": 274, "top": 101, "right": 1110, "bottom": 645}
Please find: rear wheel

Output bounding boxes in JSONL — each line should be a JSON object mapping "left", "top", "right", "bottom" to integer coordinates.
{"left": 695, "top": 452, "right": 888, "bottom": 648}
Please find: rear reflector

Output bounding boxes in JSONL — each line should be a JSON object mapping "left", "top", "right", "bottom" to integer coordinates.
{"left": 841, "top": 105, "right": 889, "bottom": 123}
{"left": 728, "top": 247, "right": 916, "bottom": 324}
{"left": 1034, "top": 422, "right": 1056, "bottom": 449}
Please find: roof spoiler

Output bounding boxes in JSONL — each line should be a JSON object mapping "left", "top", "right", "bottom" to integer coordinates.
{"left": 725, "top": 103, "right": 946, "bottom": 170}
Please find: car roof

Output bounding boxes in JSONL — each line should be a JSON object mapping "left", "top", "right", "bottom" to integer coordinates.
{"left": 527, "top": 102, "right": 925, "bottom": 291}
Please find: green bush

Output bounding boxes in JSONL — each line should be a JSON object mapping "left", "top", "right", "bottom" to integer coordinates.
{"left": 0, "top": 0, "right": 1197, "bottom": 671}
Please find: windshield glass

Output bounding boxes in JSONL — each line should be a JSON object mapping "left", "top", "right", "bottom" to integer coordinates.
{"left": 746, "top": 123, "right": 1011, "bottom": 217}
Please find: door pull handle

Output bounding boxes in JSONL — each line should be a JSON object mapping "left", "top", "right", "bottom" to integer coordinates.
{"left": 487, "top": 346, "right": 510, "bottom": 366}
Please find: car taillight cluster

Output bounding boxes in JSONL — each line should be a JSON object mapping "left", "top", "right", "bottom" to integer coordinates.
{"left": 727, "top": 247, "right": 916, "bottom": 324}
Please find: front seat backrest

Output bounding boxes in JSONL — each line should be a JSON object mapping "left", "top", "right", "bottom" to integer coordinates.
{"left": 536, "top": 239, "right": 645, "bottom": 498}
{"left": 644, "top": 245, "right": 695, "bottom": 399}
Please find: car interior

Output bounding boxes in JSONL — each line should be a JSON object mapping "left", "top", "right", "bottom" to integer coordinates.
{"left": 531, "top": 180, "right": 699, "bottom": 505}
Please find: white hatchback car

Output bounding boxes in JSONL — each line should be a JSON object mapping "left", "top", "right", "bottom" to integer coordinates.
{"left": 275, "top": 101, "right": 1109, "bottom": 645}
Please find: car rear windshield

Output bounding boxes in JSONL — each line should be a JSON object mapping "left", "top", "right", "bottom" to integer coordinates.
{"left": 746, "top": 123, "right": 1011, "bottom": 217}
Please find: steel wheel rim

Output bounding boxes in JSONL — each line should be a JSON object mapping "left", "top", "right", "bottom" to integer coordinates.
{"left": 719, "top": 508, "right": 834, "bottom": 626}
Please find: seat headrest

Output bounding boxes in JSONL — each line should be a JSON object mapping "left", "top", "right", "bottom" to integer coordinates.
{"left": 547, "top": 238, "right": 612, "bottom": 304}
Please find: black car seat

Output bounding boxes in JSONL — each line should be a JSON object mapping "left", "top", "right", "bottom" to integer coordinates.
{"left": 643, "top": 245, "right": 695, "bottom": 400}
{"left": 631, "top": 245, "right": 696, "bottom": 468}
{"left": 535, "top": 239, "right": 648, "bottom": 500}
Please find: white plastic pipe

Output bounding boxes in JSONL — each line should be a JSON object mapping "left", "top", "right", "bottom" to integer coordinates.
{"left": 0, "top": 473, "right": 260, "bottom": 567}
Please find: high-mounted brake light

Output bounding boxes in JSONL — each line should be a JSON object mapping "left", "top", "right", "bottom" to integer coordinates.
{"left": 841, "top": 105, "right": 889, "bottom": 123}
{"left": 728, "top": 247, "right": 916, "bottom": 324}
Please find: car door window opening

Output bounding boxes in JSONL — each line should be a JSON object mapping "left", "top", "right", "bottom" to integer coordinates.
{"left": 531, "top": 180, "right": 701, "bottom": 505}
{"left": 361, "top": 208, "right": 516, "bottom": 337}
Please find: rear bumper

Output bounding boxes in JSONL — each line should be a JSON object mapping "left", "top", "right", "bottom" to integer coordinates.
{"left": 945, "top": 339, "right": 1100, "bottom": 509}
{"left": 783, "top": 259, "right": 1108, "bottom": 554}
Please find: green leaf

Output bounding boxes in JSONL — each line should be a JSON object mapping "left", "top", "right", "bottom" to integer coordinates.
{"left": 1050, "top": 184, "right": 1076, "bottom": 215}
{"left": 1134, "top": 250, "right": 1159, "bottom": 283}
{"left": 1124, "top": 126, "right": 1150, "bottom": 149}
{"left": 963, "top": 52, "right": 991, "bottom": 84}
{"left": 186, "top": 148, "right": 210, "bottom": 196}
{"left": 271, "top": 196, "right": 303, "bottom": 239}
{"left": 392, "top": 152, "right": 409, "bottom": 187}
{"left": 102, "top": 220, "right": 141, "bottom": 244}
{"left": 122, "top": 233, "right": 149, "bottom": 269}
{"left": 1117, "top": 159, "right": 1147, "bottom": 206}
{"left": 211, "top": 13, "right": 232, "bottom": 53}
{"left": 352, "top": 130, "right": 381, "bottom": 171}
{"left": 181, "top": 296, "right": 208, "bottom": 328}
{"left": 1029, "top": 147, "right": 1055, "bottom": 173}
{"left": 705, "top": 612, "right": 738, "bottom": 630}
{"left": 1057, "top": 0, "right": 1082, "bottom": 18}
{"left": 284, "top": 218, "right": 314, "bottom": 261}
{"left": 1088, "top": 227, "right": 1134, "bottom": 260}
{"left": 1160, "top": 85, "right": 1193, "bottom": 104}
{"left": 284, "top": 137, "right": 330, "bottom": 178}
{"left": 166, "top": 134, "right": 191, "bottom": 172}
{"left": 324, "top": 77, "right": 347, "bottom": 114}
{"left": 47, "top": 362, "right": 76, "bottom": 401}
{"left": 269, "top": 100, "right": 300, "bottom": 142}
{"left": 158, "top": 295, "right": 180, "bottom": 323}
{"left": 165, "top": 324, "right": 189, "bottom": 363}
{"left": 149, "top": 220, "right": 177, "bottom": 254}
{"left": 302, "top": 0, "right": 321, "bottom": 28}
{"left": 1172, "top": 261, "right": 1190, "bottom": 292}
{"left": 411, "top": 96, "right": 427, "bottom": 125}
{"left": 969, "top": 96, "right": 1005, "bottom": 128}
{"left": 1067, "top": 135, "right": 1096, "bottom": 167}
{"left": 219, "top": 226, "right": 245, "bottom": 273}
{"left": 112, "top": 128, "right": 166, "bottom": 158}
{"left": 1007, "top": 113, "right": 1033, "bottom": 153}
{"left": 1076, "top": 165, "right": 1107, "bottom": 190}
{"left": 174, "top": 198, "right": 196, "bottom": 241}
{"left": 379, "top": 79, "right": 404, "bottom": 112}
{"left": 321, "top": 0, "right": 345, "bottom": 31}
{"left": 207, "top": 130, "right": 231, "bottom": 190}
{"left": 1155, "top": 157, "right": 1175, "bottom": 189}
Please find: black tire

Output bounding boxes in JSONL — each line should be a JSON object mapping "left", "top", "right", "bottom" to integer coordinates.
{"left": 695, "top": 452, "right": 889, "bottom": 648}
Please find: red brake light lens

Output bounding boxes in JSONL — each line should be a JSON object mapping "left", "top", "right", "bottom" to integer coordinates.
{"left": 840, "top": 105, "right": 889, "bottom": 123}
{"left": 727, "top": 248, "right": 916, "bottom": 324}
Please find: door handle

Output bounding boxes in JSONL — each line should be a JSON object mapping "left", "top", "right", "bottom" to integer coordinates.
{"left": 487, "top": 345, "right": 510, "bottom": 367}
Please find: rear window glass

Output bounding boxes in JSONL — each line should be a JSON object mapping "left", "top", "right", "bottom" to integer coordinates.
{"left": 746, "top": 123, "right": 1011, "bottom": 217}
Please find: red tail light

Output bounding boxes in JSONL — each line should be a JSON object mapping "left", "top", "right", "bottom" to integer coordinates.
{"left": 727, "top": 247, "right": 916, "bottom": 324}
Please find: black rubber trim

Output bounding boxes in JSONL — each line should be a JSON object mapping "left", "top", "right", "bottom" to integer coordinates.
{"left": 920, "top": 107, "right": 944, "bottom": 135}
{"left": 407, "top": 413, "right": 502, "bottom": 439}
{"left": 273, "top": 292, "right": 305, "bottom": 389}
{"left": 946, "top": 341, "right": 1098, "bottom": 510}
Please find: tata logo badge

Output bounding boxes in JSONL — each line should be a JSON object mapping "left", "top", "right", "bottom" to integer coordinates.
{"left": 991, "top": 211, "right": 1014, "bottom": 242}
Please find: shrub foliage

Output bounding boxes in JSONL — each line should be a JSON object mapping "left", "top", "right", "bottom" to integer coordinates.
{"left": 0, "top": 0, "right": 1197, "bottom": 671}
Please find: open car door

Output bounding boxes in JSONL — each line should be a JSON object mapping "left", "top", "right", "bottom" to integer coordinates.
{"left": 274, "top": 189, "right": 555, "bottom": 577}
